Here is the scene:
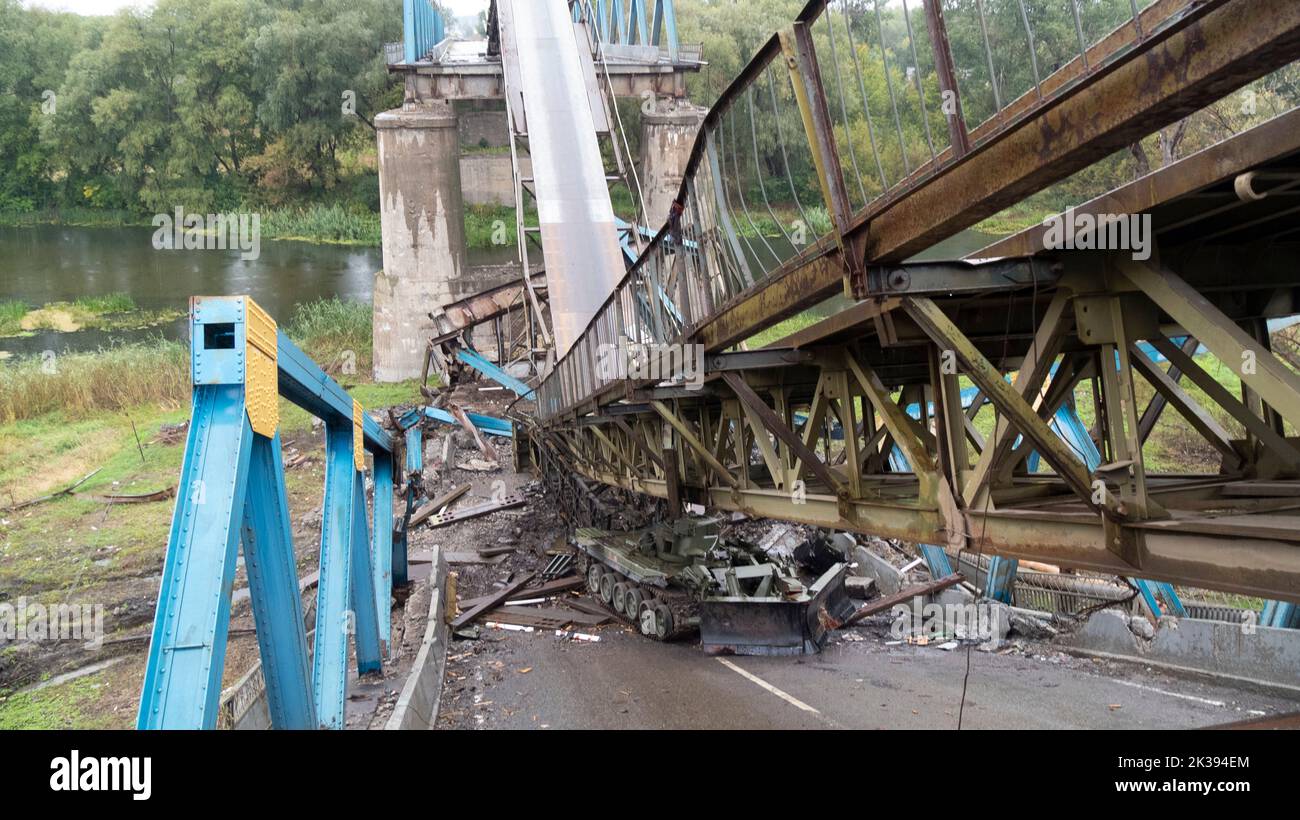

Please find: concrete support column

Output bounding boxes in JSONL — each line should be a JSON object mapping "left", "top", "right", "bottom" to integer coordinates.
{"left": 373, "top": 101, "right": 466, "bottom": 382}
{"left": 640, "top": 99, "right": 707, "bottom": 230}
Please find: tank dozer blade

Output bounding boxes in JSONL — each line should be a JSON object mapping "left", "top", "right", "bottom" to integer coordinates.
{"left": 700, "top": 563, "right": 856, "bottom": 656}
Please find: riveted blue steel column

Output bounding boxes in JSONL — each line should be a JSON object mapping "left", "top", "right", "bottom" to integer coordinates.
{"left": 241, "top": 431, "right": 316, "bottom": 728}
{"left": 138, "top": 298, "right": 256, "bottom": 729}
{"left": 350, "top": 469, "right": 383, "bottom": 672}
{"left": 611, "top": 0, "right": 626, "bottom": 44}
{"left": 313, "top": 422, "right": 358, "bottom": 729}
{"left": 403, "top": 0, "right": 416, "bottom": 62}
{"left": 628, "top": 0, "right": 648, "bottom": 45}
{"left": 393, "top": 425, "right": 423, "bottom": 586}
{"left": 1262, "top": 600, "right": 1299, "bottom": 629}
{"left": 660, "top": 0, "right": 678, "bottom": 61}
{"left": 372, "top": 452, "right": 395, "bottom": 649}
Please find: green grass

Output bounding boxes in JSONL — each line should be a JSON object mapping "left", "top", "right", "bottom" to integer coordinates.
{"left": 259, "top": 204, "right": 382, "bottom": 246}
{"left": 0, "top": 672, "right": 122, "bottom": 729}
{"left": 284, "top": 297, "right": 374, "bottom": 378}
{"left": 0, "top": 339, "right": 189, "bottom": 424}
{"left": 464, "top": 204, "right": 538, "bottom": 249}
{"left": 0, "top": 207, "right": 145, "bottom": 229}
{"left": 2, "top": 204, "right": 386, "bottom": 246}
{"left": 0, "top": 297, "right": 411, "bottom": 425}
{"left": 0, "top": 295, "right": 182, "bottom": 339}
{"left": 0, "top": 300, "right": 26, "bottom": 336}
{"left": 72, "top": 293, "right": 135, "bottom": 314}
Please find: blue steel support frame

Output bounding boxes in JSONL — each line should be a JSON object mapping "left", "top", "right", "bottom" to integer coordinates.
{"left": 400, "top": 405, "right": 513, "bottom": 438}
{"left": 455, "top": 347, "right": 535, "bottom": 399}
{"left": 580, "top": 0, "right": 679, "bottom": 57}
{"left": 1026, "top": 402, "right": 1188, "bottom": 617}
{"left": 242, "top": 431, "right": 316, "bottom": 729}
{"left": 403, "top": 0, "right": 446, "bottom": 63}
{"left": 1262, "top": 600, "right": 1300, "bottom": 629}
{"left": 138, "top": 296, "right": 397, "bottom": 730}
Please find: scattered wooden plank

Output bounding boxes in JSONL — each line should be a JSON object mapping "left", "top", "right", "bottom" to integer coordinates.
{"left": 454, "top": 574, "right": 583, "bottom": 610}
{"left": 840, "top": 574, "right": 965, "bottom": 628}
{"left": 409, "top": 483, "right": 472, "bottom": 527}
{"left": 486, "top": 606, "right": 574, "bottom": 629}
{"left": 452, "top": 573, "right": 536, "bottom": 630}
{"left": 563, "top": 597, "right": 616, "bottom": 620}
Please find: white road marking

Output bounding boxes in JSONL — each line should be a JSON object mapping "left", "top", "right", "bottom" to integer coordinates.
{"left": 1113, "top": 678, "right": 1226, "bottom": 708}
{"left": 716, "top": 658, "right": 821, "bottom": 714}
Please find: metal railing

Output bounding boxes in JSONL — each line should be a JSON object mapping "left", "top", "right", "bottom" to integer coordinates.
{"left": 535, "top": 0, "right": 1198, "bottom": 421}
{"left": 572, "top": 0, "right": 682, "bottom": 61}
{"left": 400, "top": 0, "right": 447, "bottom": 64}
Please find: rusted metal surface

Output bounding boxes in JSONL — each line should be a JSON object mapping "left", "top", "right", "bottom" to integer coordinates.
{"left": 972, "top": 106, "right": 1300, "bottom": 259}
{"left": 840, "top": 574, "right": 965, "bottom": 629}
{"left": 518, "top": 0, "right": 1300, "bottom": 606}
{"left": 860, "top": 0, "right": 1300, "bottom": 264}
{"left": 430, "top": 273, "right": 545, "bottom": 345}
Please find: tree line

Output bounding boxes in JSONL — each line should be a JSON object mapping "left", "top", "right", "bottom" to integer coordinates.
{"left": 0, "top": 0, "right": 403, "bottom": 218}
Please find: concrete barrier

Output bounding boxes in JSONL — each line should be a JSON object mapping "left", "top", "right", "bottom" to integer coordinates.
{"left": 1060, "top": 609, "right": 1300, "bottom": 694}
{"left": 385, "top": 547, "right": 451, "bottom": 730}
{"left": 851, "top": 546, "right": 907, "bottom": 595}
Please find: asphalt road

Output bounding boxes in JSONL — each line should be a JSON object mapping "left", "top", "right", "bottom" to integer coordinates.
{"left": 437, "top": 621, "right": 1300, "bottom": 730}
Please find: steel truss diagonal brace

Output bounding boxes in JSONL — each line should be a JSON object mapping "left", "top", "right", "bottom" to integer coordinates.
{"left": 904, "top": 297, "right": 1111, "bottom": 517}
{"left": 721, "top": 372, "right": 842, "bottom": 495}
{"left": 242, "top": 431, "right": 316, "bottom": 729}
{"left": 137, "top": 385, "right": 255, "bottom": 730}
{"left": 1119, "top": 259, "right": 1300, "bottom": 432}
{"left": 652, "top": 401, "right": 740, "bottom": 489}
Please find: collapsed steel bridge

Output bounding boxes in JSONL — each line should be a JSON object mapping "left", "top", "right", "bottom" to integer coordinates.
{"left": 521, "top": 0, "right": 1300, "bottom": 606}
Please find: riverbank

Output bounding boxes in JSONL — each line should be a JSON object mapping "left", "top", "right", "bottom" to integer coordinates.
{"left": 0, "top": 294, "right": 183, "bottom": 340}
{"left": 0, "top": 185, "right": 641, "bottom": 252}
{"left": 0, "top": 204, "right": 384, "bottom": 248}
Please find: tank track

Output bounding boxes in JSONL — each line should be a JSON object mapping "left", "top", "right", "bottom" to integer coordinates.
{"left": 580, "top": 556, "right": 698, "bottom": 641}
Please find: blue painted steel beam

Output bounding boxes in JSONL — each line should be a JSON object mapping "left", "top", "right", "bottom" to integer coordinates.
{"left": 400, "top": 405, "right": 514, "bottom": 438}
{"left": 612, "top": 0, "right": 626, "bottom": 44}
{"left": 372, "top": 453, "right": 395, "bottom": 649}
{"left": 629, "top": 0, "right": 648, "bottom": 44}
{"left": 1262, "top": 600, "right": 1299, "bottom": 629}
{"left": 277, "top": 331, "right": 392, "bottom": 455}
{"left": 456, "top": 347, "right": 535, "bottom": 398}
{"left": 241, "top": 432, "right": 316, "bottom": 728}
{"left": 1132, "top": 578, "right": 1188, "bottom": 618}
{"left": 142, "top": 296, "right": 395, "bottom": 730}
{"left": 403, "top": 0, "right": 445, "bottom": 63}
{"left": 660, "top": 0, "right": 678, "bottom": 61}
{"left": 393, "top": 426, "right": 424, "bottom": 587}
{"left": 137, "top": 385, "right": 253, "bottom": 729}
{"left": 350, "top": 471, "right": 383, "bottom": 674}
{"left": 313, "top": 423, "right": 358, "bottom": 729}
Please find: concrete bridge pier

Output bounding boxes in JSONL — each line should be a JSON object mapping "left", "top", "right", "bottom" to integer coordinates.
{"left": 373, "top": 101, "right": 466, "bottom": 382}
{"left": 640, "top": 99, "right": 707, "bottom": 230}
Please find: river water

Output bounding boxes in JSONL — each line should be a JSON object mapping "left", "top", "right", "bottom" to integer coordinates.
{"left": 0, "top": 223, "right": 996, "bottom": 358}
{"left": 0, "top": 225, "right": 515, "bottom": 357}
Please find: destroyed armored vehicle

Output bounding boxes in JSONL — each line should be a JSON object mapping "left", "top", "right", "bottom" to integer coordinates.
{"left": 574, "top": 516, "right": 856, "bottom": 655}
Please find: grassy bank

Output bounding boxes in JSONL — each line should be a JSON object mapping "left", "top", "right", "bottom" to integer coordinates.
{"left": 0, "top": 204, "right": 384, "bottom": 248}
{"left": 0, "top": 297, "right": 386, "bottom": 425}
{"left": 0, "top": 294, "right": 183, "bottom": 339}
